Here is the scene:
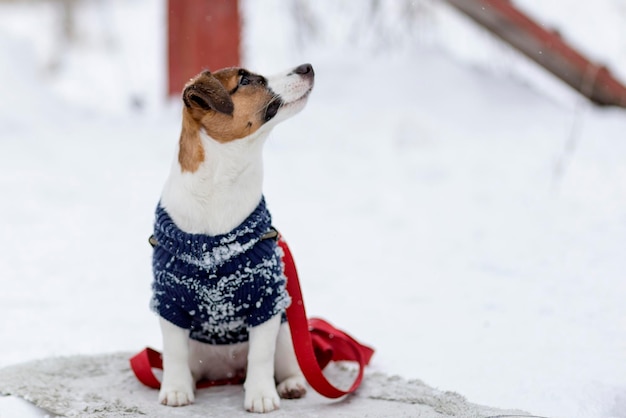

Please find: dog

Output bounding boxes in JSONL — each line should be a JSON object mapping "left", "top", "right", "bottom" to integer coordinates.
{"left": 150, "top": 63, "right": 314, "bottom": 413}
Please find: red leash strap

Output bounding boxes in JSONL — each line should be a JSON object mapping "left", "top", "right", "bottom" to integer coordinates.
{"left": 129, "top": 347, "right": 162, "bottom": 389}
{"left": 278, "top": 236, "right": 374, "bottom": 398}
{"left": 130, "top": 236, "right": 374, "bottom": 397}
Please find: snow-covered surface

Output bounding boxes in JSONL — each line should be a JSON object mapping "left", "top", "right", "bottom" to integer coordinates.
{"left": 0, "top": 353, "right": 526, "bottom": 418}
{"left": 1, "top": 1, "right": 626, "bottom": 417}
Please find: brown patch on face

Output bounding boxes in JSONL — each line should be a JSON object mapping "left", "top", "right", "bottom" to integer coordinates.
{"left": 178, "top": 68, "right": 277, "bottom": 172}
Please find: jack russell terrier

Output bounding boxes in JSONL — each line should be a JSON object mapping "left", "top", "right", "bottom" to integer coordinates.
{"left": 150, "top": 63, "right": 314, "bottom": 413}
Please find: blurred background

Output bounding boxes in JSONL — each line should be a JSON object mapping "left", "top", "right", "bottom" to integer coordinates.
{"left": 2, "top": 0, "right": 626, "bottom": 110}
{"left": 1, "top": 1, "right": 626, "bottom": 417}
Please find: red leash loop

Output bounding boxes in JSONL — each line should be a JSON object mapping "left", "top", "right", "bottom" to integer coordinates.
{"left": 130, "top": 235, "right": 374, "bottom": 398}
{"left": 129, "top": 347, "right": 162, "bottom": 389}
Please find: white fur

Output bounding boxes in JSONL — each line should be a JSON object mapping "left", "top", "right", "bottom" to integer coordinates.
{"left": 157, "top": 65, "right": 312, "bottom": 413}
{"left": 161, "top": 130, "right": 267, "bottom": 236}
{"left": 158, "top": 317, "right": 195, "bottom": 406}
{"left": 243, "top": 314, "right": 281, "bottom": 412}
{"left": 266, "top": 69, "right": 313, "bottom": 125}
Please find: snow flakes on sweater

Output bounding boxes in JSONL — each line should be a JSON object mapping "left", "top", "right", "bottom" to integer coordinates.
{"left": 150, "top": 198, "right": 290, "bottom": 345}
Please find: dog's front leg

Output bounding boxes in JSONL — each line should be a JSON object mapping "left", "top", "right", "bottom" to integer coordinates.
{"left": 244, "top": 314, "right": 281, "bottom": 413}
{"left": 275, "top": 322, "right": 307, "bottom": 399}
{"left": 158, "top": 317, "right": 195, "bottom": 406}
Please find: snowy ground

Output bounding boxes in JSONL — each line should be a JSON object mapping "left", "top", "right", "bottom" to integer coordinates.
{"left": 1, "top": 1, "right": 626, "bottom": 418}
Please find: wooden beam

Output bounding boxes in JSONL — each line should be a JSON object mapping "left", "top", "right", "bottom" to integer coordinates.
{"left": 444, "top": 0, "right": 626, "bottom": 108}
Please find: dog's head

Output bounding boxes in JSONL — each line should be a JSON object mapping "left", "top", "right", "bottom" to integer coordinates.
{"left": 182, "top": 63, "right": 314, "bottom": 139}
{"left": 178, "top": 64, "right": 314, "bottom": 172}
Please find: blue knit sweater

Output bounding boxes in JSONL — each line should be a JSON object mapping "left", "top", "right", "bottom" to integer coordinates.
{"left": 150, "top": 198, "right": 290, "bottom": 345}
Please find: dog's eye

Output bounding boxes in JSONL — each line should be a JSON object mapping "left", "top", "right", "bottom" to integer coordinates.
{"left": 237, "top": 70, "right": 266, "bottom": 88}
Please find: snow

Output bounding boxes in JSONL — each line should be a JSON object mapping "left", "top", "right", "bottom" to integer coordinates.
{"left": 0, "top": 352, "right": 525, "bottom": 418}
{"left": 1, "top": 1, "right": 626, "bottom": 417}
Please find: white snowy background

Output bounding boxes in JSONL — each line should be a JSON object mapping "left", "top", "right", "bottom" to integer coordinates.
{"left": 1, "top": 1, "right": 626, "bottom": 417}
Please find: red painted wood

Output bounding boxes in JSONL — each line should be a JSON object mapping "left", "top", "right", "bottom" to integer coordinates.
{"left": 445, "top": 0, "right": 626, "bottom": 108}
{"left": 167, "top": 0, "right": 241, "bottom": 97}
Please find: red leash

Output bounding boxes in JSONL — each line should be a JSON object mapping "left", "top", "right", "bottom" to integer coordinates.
{"left": 278, "top": 236, "right": 374, "bottom": 397}
{"left": 130, "top": 235, "right": 374, "bottom": 398}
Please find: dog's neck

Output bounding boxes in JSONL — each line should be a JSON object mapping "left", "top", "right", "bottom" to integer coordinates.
{"left": 160, "top": 129, "right": 269, "bottom": 236}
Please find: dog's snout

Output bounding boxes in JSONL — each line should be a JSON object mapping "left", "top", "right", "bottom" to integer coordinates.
{"left": 293, "top": 63, "right": 314, "bottom": 78}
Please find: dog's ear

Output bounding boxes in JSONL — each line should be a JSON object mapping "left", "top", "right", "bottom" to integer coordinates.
{"left": 183, "top": 72, "right": 234, "bottom": 115}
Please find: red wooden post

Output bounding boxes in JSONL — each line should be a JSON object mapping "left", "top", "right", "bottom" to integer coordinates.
{"left": 167, "top": 0, "right": 241, "bottom": 97}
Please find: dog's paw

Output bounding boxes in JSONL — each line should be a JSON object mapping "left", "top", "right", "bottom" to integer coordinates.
{"left": 158, "top": 385, "right": 195, "bottom": 407}
{"left": 277, "top": 375, "right": 307, "bottom": 399}
{"left": 244, "top": 381, "right": 280, "bottom": 413}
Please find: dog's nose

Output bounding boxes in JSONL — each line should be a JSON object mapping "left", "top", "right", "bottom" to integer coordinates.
{"left": 293, "top": 63, "right": 314, "bottom": 78}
